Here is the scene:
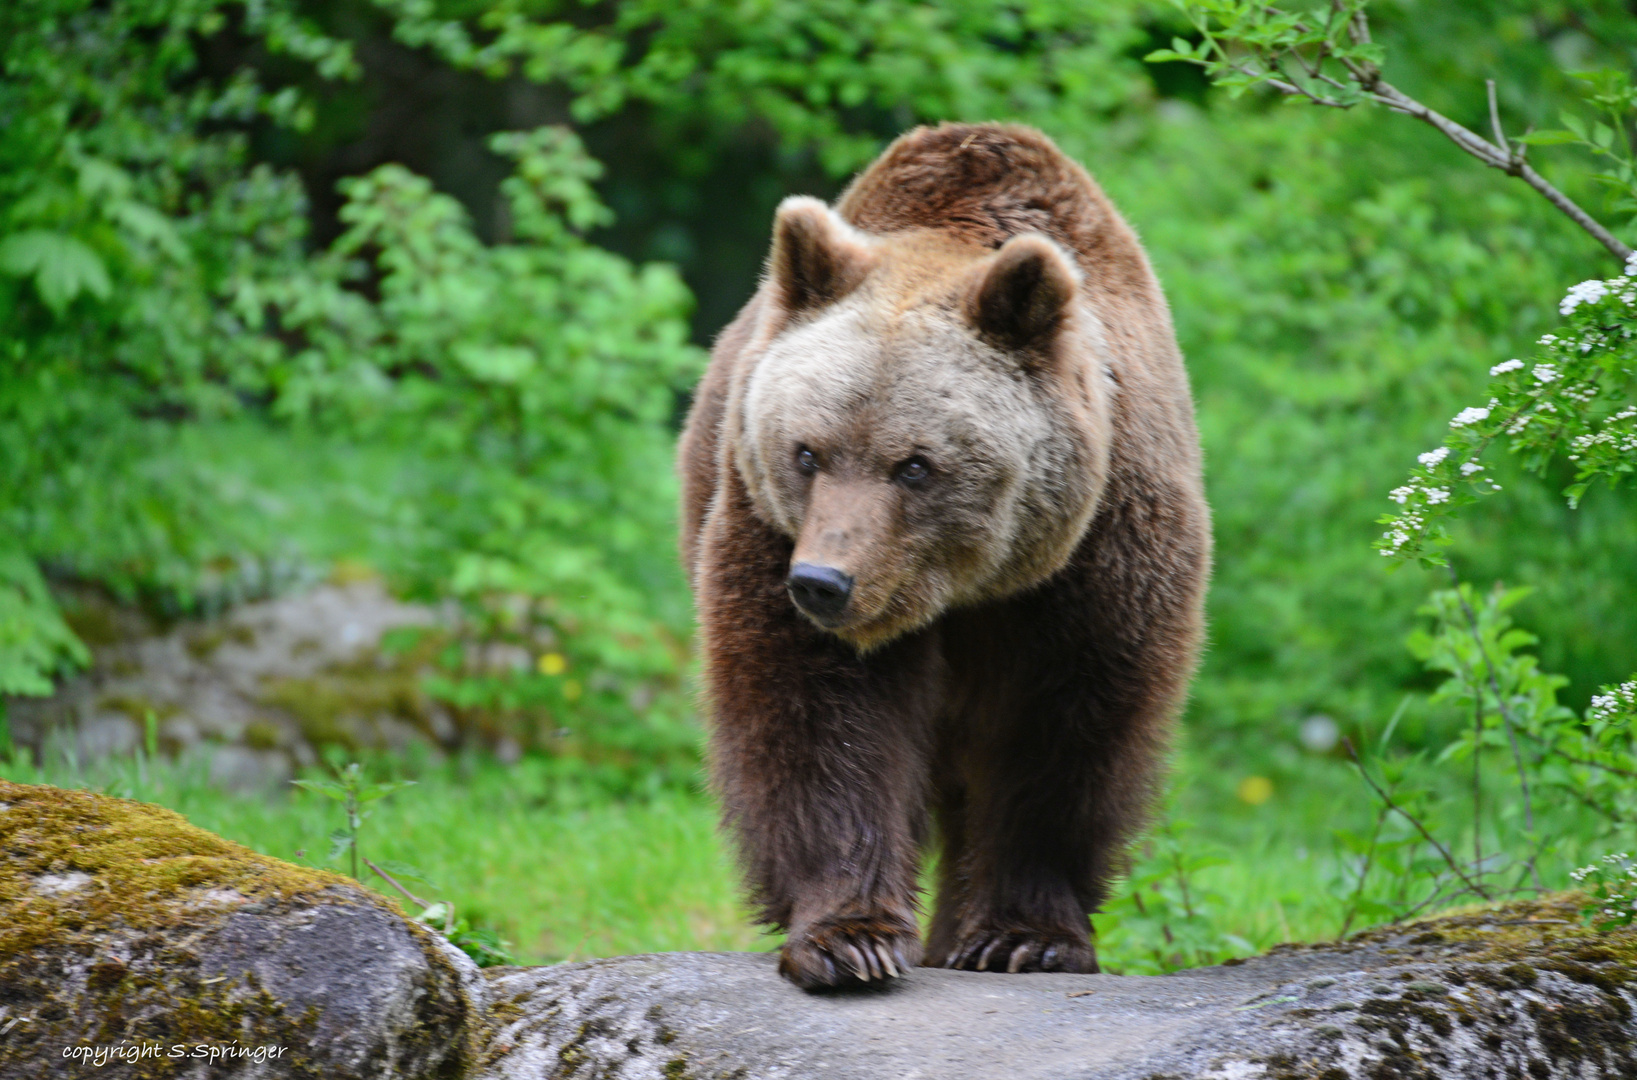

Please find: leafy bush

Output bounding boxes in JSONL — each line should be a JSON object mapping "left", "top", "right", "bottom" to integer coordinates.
{"left": 1, "top": 1, "right": 702, "bottom": 768}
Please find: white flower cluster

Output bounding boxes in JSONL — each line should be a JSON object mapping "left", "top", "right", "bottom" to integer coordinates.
{"left": 1459, "top": 462, "right": 1484, "bottom": 476}
{"left": 1489, "top": 358, "right": 1524, "bottom": 376}
{"left": 1450, "top": 406, "right": 1490, "bottom": 428}
{"left": 1568, "top": 407, "right": 1637, "bottom": 462}
{"left": 1558, "top": 260, "right": 1637, "bottom": 315}
{"left": 1380, "top": 513, "right": 1421, "bottom": 555}
{"left": 1589, "top": 681, "right": 1637, "bottom": 724}
{"left": 1561, "top": 278, "right": 1610, "bottom": 315}
{"left": 1570, "top": 853, "right": 1632, "bottom": 884}
{"left": 1571, "top": 852, "right": 1637, "bottom": 925}
{"left": 1532, "top": 363, "right": 1559, "bottom": 383}
{"left": 1417, "top": 447, "right": 1449, "bottom": 467}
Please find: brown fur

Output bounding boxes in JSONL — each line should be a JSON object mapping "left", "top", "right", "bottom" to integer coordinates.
{"left": 678, "top": 123, "right": 1211, "bottom": 989}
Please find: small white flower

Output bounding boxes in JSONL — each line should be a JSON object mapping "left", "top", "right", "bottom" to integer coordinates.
{"left": 1418, "top": 447, "right": 1449, "bottom": 467}
{"left": 1451, "top": 406, "right": 1490, "bottom": 428}
{"left": 1490, "top": 358, "right": 1524, "bottom": 376}
{"left": 1533, "top": 363, "right": 1559, "bottom": 383}
{"left": 1460, "top": 462, "right": 1484, "bottom": 476}
{"left": 1626, "top": 251, "right": 1637, "bottom": 277}
{"left": 1425, "top": 488, "right": 1450, "bottom": 504}
{"left": 1388, "top": 485, "right": 1415, "bottom": 504}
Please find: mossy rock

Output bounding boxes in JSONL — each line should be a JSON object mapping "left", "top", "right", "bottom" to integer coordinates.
{"left": 0, "top": 780, "right": 478, "bottom": 1079}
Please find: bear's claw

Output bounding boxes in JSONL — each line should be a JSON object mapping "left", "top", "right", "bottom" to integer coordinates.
{"left": 941, "top": 930, "right": 1096, "bottom": 974}
{"left": 779, "top": 919, "right": 921, "bottom": 990}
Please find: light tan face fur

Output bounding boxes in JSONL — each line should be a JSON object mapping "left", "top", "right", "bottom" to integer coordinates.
{"left": 728, "top": 199, "right": 1112, "bottom": 651}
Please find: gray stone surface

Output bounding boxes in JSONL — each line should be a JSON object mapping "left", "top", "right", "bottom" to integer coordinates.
{"left": 472, "top": 916, "right": 1637, "bottom": 1080}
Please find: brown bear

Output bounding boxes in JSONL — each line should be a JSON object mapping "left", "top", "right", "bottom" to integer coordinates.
{"left": 678, "top": 122, "right": 1210, "bottom": 989}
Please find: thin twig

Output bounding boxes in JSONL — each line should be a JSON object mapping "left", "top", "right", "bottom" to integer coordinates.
{"left": 1343, "top": 738, "right": 1493, "bottom": 900}
{"left": 1338, "top": 803, "right": 1388, "bottom": 939}
{"left": 1473, "top": 693, "right": 1483, "bottom": 870}
{"left": 1518, "top": 727, "right": 1637, "bottom": 779}
{"left": 364, "top": 856, "right": 430, "bottom": 909}
{"left": 1447, "top": 573, "right": 1545, "bottom": 892}
{"left": 1556, "top": 778, "right": 1634, "bottom": 824}
{"left": 1365, "top": 82, "right": 1629, "bottom": 263}
{"left": 1486, "top": 79, "right": 1508, "bottom": 164}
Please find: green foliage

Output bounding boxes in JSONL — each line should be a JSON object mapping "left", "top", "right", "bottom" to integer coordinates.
{"left": 0, "top": 550, "right": 87, "bottom": 699}
{"left": 291, "top": 761, "right": 416, "bottom": 881}
{"left": 1379, "top": 257, "right": 1637, "bottom": 563}
{"left": 1097, "top": 815, "right": 1251, "bottom": 974}
{"left": 1574, "top": 853, "right": 1637, "bottom": 931}
{"left": 2, "top": 0, "right": 703, "bottom": 766}
{"left": 1146, "top": 0, "right": 1383, "bottom": 107}
{"left": 381, "top": 0, "right": 1163, "bottom": 175}
{"left": 292, "top": 759, "right": 515, "bottom": 965}
{"left": 1519, "top": 71, "right": 1637, "bottom": 228}
{"left": 415, "top": 901, "right": 515, "bottom": 968}
{"left": 1160, "top": 0, "right": 1637, "bottom": 950}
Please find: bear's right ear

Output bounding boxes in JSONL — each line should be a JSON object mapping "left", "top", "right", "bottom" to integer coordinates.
{"left": 767, "top": 196, "right": 876, "bottom": 316}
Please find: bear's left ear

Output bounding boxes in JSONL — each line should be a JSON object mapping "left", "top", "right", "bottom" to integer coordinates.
{"left": 966, "top": 234, "right": 1079, "bottom": 353}
{"left": 767, "top": 196, "right": 876, "bottom": 316}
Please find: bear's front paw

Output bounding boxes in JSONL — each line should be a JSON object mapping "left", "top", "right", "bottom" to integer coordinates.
{"left": 937, "top": 929, "right": 1097, "bottom": 974}
{"left": 779, "top": 918, "right": 923, "bottom": 990}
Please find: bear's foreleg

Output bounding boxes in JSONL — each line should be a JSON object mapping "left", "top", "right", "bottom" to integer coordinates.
{"left": 698, "top": 488, "right": 939, "bottom": 989}
{"left": 927, "top": 528, "right": 1201, "bottom": 974}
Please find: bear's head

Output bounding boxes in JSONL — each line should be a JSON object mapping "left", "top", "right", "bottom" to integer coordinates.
{"left": 729, "top": 196, "right": 1112, "bottom": 651}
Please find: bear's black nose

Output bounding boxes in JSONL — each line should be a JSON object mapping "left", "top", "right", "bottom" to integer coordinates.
{"left": 787, "top": 563, "right": 854, "bottom": 621}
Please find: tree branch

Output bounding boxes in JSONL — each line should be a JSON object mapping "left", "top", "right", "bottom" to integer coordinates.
{"left": 1367, "top": 81, "right": 1631, "bottom": 265}
{"left": 1227, "top": 6, "right": 1632, "bottom": 265}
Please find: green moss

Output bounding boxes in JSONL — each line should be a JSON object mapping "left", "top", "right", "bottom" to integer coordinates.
{"left": 242, "top": 720, "right": 285, "bottom": 751}
{"left": 0, "top": 779, "right": 356, "bottom": 956}
{"left": 257, "top": 635, "right": 447, "bottom": 752}
{"left": 0, "top": 780, "right": 399, "bottom": 1077}
{"left": 185, "top": 623, "right": 255, "bottom": 660}
{"left": 1358, "top": 892, "right": 1637, "bottom": 970}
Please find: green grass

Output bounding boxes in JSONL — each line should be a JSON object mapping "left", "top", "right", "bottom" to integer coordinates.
{"left": 0, "top": 751, "right": 764, "bottom": 964}
{"left": 1, "top": 737, "right": 1606, "bottom": 971}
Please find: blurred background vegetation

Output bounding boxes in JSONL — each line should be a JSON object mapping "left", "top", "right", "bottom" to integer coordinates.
{"left": 3, "top": 0, "right": 1635, "bottom": 969}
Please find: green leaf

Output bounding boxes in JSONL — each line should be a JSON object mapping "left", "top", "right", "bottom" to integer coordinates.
{"left": 292, "top": 778, "right": 348, "bottom": 801}
{"left": 1516, "top": 130, "right": 1580, "bottom": 146}
{"left": 0, "top": 230, "right": 111, "bottom": 314}
{"left": 357, "top": 778, "right": 417, "bottom": 803}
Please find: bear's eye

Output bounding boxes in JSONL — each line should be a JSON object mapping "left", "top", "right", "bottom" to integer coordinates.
{"left": 795, "top": 446, "right": 819, "bottom": 475}
{"left": 895, "top": 456, "right": 931, "bottom": 485}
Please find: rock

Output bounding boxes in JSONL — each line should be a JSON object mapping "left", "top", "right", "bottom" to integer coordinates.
{"left": 4, "top": 778, "right": 1636, "bottom": 1079}
{"left": 3, "top": 580, "right": 447, "bottom": 780}
{"left": 472, "top": 898, "right": 1637, "bottom": 1080}
{"left": 207, "top": 744, "right": 294, "bottom": 793}
{"left": 0, "top": 780, "right": 475, "bottom": 1079}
